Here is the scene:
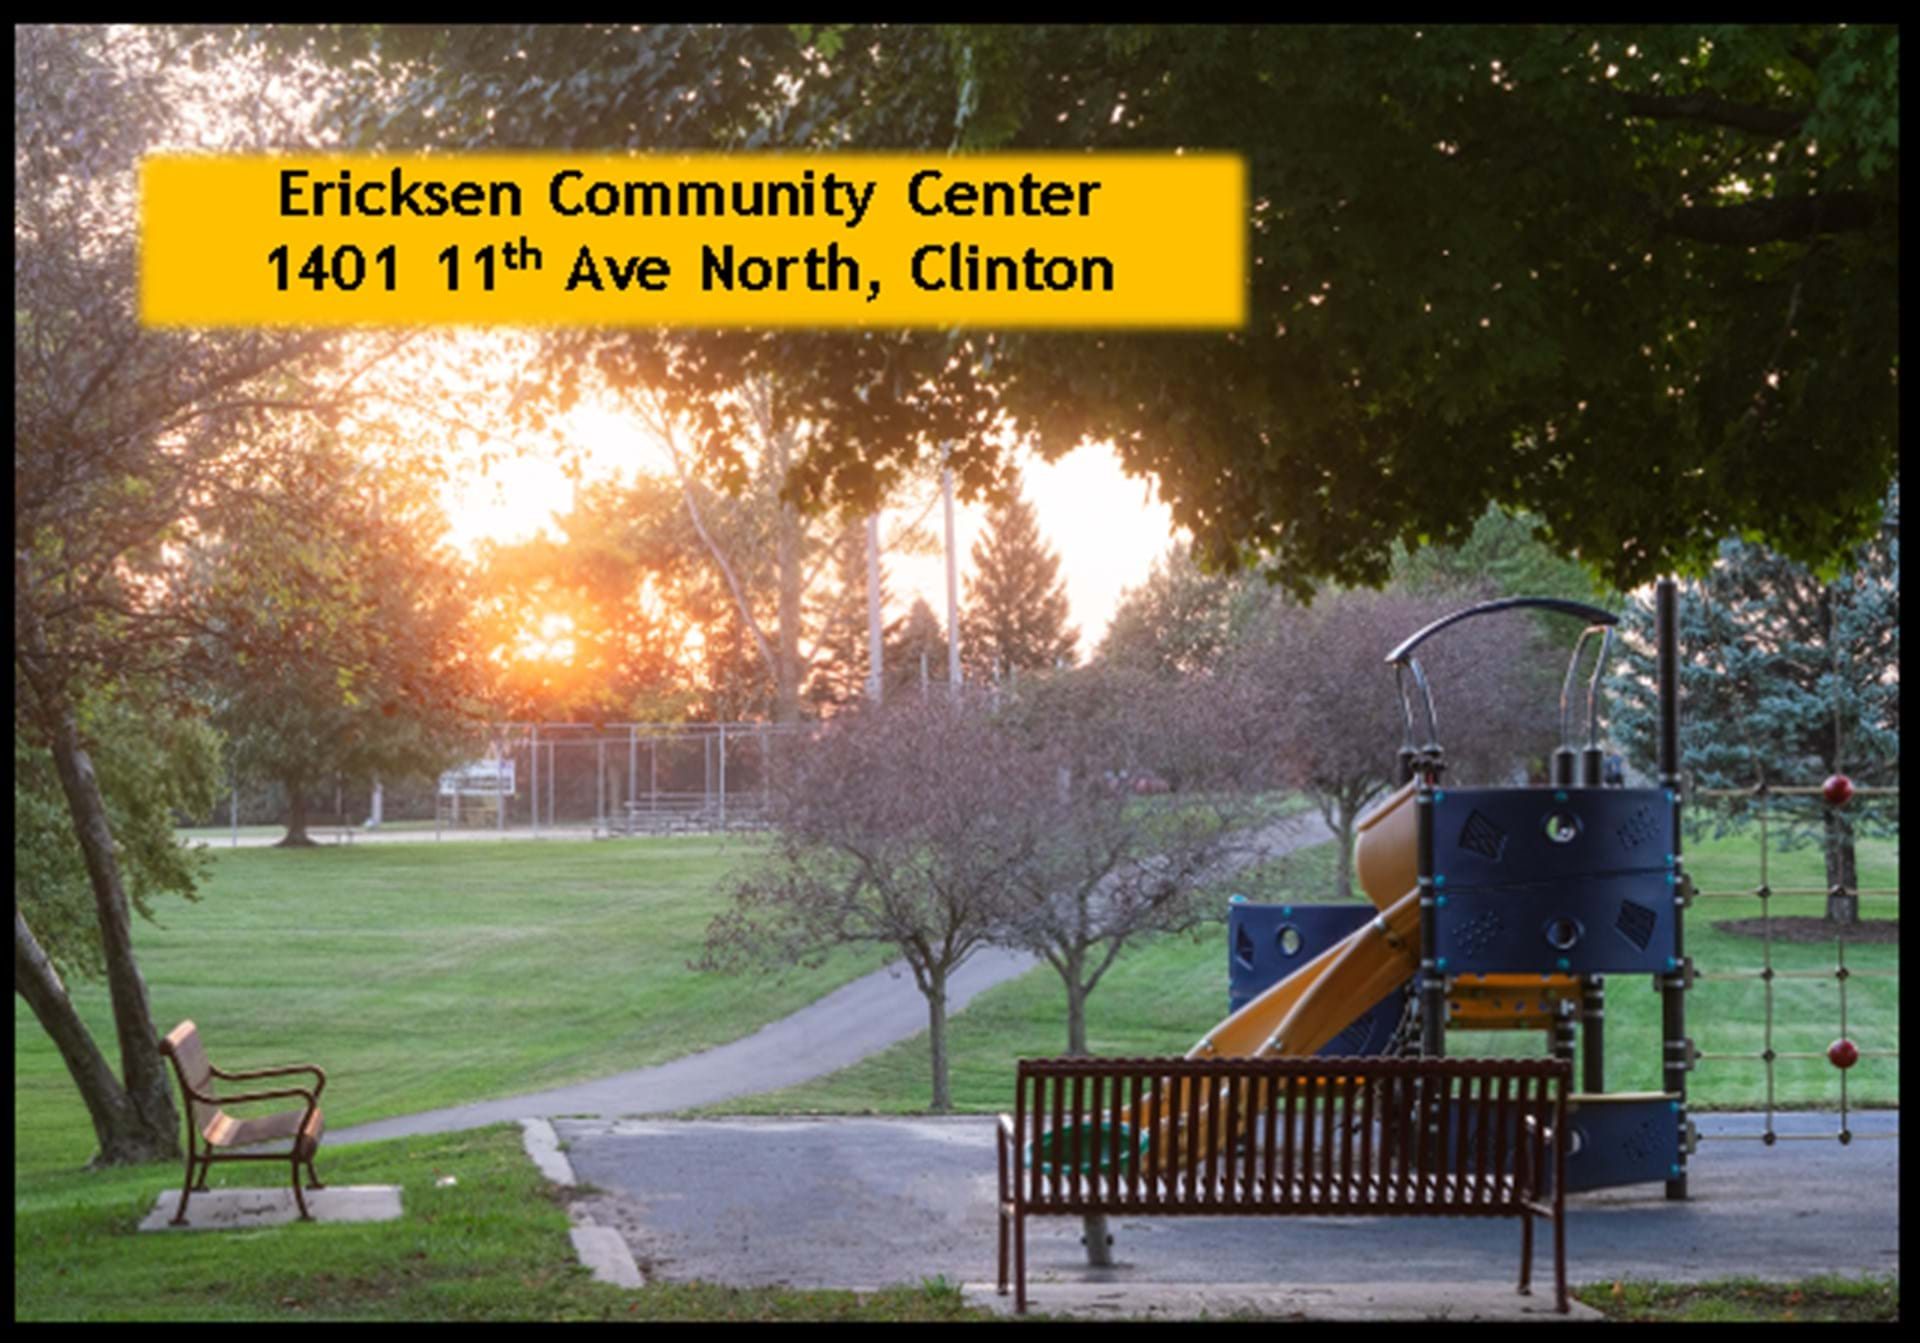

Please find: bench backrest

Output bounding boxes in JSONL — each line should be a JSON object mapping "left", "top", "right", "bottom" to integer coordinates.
{"left": 159, "top": 1021, "right": 225, "bottom": 1135}
{"left": 1012, "top": 1055, "right": 1569, "bottom": 1213}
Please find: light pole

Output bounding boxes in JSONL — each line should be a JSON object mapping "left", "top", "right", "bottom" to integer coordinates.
{"left": 943, "top": 442, "right": 962, "bottom": 698}
{"left": 865, "top": 512, "right": 885, "bottom": 703}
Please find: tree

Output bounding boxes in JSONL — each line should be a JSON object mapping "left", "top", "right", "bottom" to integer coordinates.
{"left": 290, "top": 24, "right": 1900, "bottom": 597}
{"left": 804, "top": 520, "right": 902, "bottom": 711}
{"left": 989, "top": 664, "right": 1285, "bottom": 1055}
{"left": 194, "top": 434, "right": 480, "bottom": 845}
{"left": 961, "top": 477, "right": 1079, "bottom": 683}
{"left": 15, "top": 24, "right": 362, "bottom": 1165}
{"left": 1394, "top": 504, "right": 1624, "bottom": 779}
{"left": 1607, "top": 488, "right": 1899, "bottom": 922}
{"left": 884, "top": 596, "right": 952, "bottom": 701}
{"left": 698, "top": 697, "right": 1037, "bottom": 1110}
{"left": 1223, "top": 587, "right": 1544, "bottom": 901}
{"left": 15, "top": 683, "right": 222, "bottom": 1166}
{"left": 1097, "top": 539, "right": 1265, "bottom": 679}
{"left": 471, "top": 473, "right": 708, "bottom": 724}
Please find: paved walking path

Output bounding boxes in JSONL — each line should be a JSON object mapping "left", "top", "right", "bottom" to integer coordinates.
{"left": 326, "top": 811, "right": 1335, "bottom": 1147}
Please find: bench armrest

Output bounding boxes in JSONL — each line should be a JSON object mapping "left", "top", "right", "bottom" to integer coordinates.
{"left": 211, "top": 1085, "right": 319, "bottom": 1109}
{"left": 213, "top": 1063, "right": 327, "bottom": 1097}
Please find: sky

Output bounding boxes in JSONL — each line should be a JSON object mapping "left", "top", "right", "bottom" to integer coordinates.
{"left": 446, "top": 421, "right": 1181, "bottom": 650}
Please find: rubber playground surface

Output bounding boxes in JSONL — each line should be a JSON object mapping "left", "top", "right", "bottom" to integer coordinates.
{"left": 557, "top": 1110, "right": 1898, "bottom": 1297}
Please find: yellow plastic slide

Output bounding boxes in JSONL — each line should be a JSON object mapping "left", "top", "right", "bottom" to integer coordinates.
{"left": 1193, "top": 777, "right": 1422, "bottom": 1058}
{"left": 1123, "top": 782, "right": 1424, "bottom": 1165}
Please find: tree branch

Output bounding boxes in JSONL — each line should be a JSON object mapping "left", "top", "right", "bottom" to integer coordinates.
{"left": 1659, "top": 191, "right": 1883, "bottom": 246}
{"left": 1615, "top": 89, "right": 1807, "bottom": 138}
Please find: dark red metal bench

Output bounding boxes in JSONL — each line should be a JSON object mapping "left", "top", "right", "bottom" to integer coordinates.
{"left": 996, "top": 1055, "right": 1569, "bottom": 1314}
{"left": 158, "top": 1020, "right": 328, "bottom": 1224}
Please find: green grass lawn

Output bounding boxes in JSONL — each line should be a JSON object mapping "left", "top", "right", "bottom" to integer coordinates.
{"left": 17, "top": 837, "right": 892, "bottom": 1179}
{"left": 711, "top": 827, "right": 1898, "bottom": 1115}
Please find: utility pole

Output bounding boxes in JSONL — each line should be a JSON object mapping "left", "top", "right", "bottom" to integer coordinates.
{"left": 866, "top": 512, "right": 885, "bottom": 704}
{"left": 943, "top": 443, "right": 963, "bottom": 699}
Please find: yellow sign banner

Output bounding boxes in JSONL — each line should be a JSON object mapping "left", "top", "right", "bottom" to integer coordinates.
{"left": 140, "top": 153, "right": 1246, "bottom": 329}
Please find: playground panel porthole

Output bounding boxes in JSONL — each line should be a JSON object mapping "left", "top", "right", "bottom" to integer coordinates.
{"left": 1276, "top": 924, "right": 1303, "bottom": 957}
{"left": 1543, "top": 916, "right": 1584, "bottom": 951}
{"left": 1543, "top": 811, "right": 1582, "bottom": 844}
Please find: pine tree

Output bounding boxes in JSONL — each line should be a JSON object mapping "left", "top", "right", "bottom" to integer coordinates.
{"left": 961, "top": 478, "right": 1079, "bottom": 684}
{"left": 1607, "top": 487, "right": 1899, "bottom": 922}
{"left": 885, "top": 596, "right": 951, "bottom": 700}
{"left": 805, "top": 521, "right": 899, "bottom": 711}
{"left": 1097, "top": 539, "right": 1264, "bottom": 679}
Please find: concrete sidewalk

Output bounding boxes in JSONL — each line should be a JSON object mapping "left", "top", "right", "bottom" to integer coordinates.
{"left": 555, "top": 1110, "right": 1897, "bottom": 1313}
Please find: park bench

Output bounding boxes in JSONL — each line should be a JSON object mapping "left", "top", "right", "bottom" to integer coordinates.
{"left": 996, "top": 1054, "right": 1569, "bottom": 1314}
{"left": 158, "top": 1020, "right": 328, "bottom": 1224}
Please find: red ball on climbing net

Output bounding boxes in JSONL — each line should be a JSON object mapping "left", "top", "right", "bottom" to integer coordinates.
{"left": 1827, "top": 1038, "right": 1860, "bottom": 1070}
{"left": 1822, "top": 774, "right": 1855, "bottom": 807}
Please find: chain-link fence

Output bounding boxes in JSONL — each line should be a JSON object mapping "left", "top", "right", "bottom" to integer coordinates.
{"left": 183, "top": 722, "right": 808, "bottom": 844}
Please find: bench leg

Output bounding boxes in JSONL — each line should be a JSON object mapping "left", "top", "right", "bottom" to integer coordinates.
{"left": 997, "top": 1206, "right": 1009, "bottom": 1296}
{"left": 1518, "top": 1209, "right": 1534, "bottom": 1296}
{"left": 305, "top": 1154, "right": 326, "bottom": 1191}
{"left": 290, "top": 1162, "right": 313, "bottom": 1221}
{"left": 1554, "top": 1211, "right": 1568, "bottom": 1313}
{"left": 171, "top": 1163, "right": 197, "bottom": 1226}
{"left": 1014, "top": 1211, "right": 1027, "bottom": 1315}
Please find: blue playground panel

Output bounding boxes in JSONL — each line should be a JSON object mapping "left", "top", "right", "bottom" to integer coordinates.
{"left": 1427, "top": 787, "right": 1680, "bottom": 976}
{"left": 1440, "top": 1092, "right": 1681, "bottom": 1194}
{"left": 1227, "top": 902, "right": 1407, "bottom": 1056}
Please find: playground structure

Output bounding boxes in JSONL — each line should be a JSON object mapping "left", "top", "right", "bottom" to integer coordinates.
{"left": 1208, "top": 586, "right": 1896, "bottom": 1188}
{"left": 1112, "top": 591, "right": 1690, "bottom": 1195}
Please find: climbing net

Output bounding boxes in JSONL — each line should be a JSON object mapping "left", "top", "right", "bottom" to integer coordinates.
{"left": 1690, "top": 783, "right": 1899, "bottom": 1146}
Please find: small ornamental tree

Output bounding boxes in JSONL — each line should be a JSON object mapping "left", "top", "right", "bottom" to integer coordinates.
{"left": 697, "top": 696, "right": 1040, "bottom": 1111}
{"left": 1223, "top": 587, "right": 1544, "bottom": 902}
{"left": 989, "top": 662, "right": 1287, "bottom": 1057}
{"left": 1608, "top": 492, "right": 1899, "bottom": 922}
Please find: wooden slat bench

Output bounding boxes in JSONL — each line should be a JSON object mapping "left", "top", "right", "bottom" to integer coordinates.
{"left": 996, "top": 1055, "right": 1569, "bottom": 1314}
{"left": 158, "top": 1021, "right": 328, "bottom": 1224}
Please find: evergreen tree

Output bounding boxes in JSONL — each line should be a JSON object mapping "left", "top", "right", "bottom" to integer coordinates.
{"left": 961, "top": 479, "right": 1079, "bottom": 683}
{"left": 1096, "top": 539, "right": 1266, "bottom": 679}
{"left": 885, "top": 596, "right": 951, "bottom": 700}
{"left": 1607, "top": 487, "right": 1899, "bottom": 922}
{"left": 805, "top": 521, "right": 899, "bottom": 711}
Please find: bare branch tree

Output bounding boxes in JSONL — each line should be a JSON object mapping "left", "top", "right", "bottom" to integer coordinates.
{"left": 696, "top": 695, "right": 1040, "bottom": 1110}
{"left": 1223, "top": 587, "right": 1547, "bottom": 902}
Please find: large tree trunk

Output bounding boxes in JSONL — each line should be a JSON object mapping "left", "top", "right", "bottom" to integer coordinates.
{"left": 279, "top": 776, "right": 318, "bottom": 847}
{"left": 34, "top": 688, "right": 182, "bottom": 1165}
{"left": 15, "top": 904, "right": 176, "bottom": 1166}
